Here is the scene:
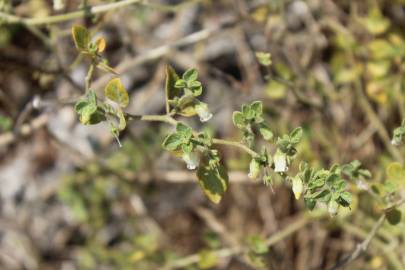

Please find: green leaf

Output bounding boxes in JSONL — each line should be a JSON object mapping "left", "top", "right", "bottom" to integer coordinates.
{"left": 176, "top": 123, "right": 193, "bottom": 144}
{"left": 174, "top": 79, "right": 186, "bottom": 89}
{"left": 386, "top": 208, "right": 402, "bottom": 225}
{"left": 177, "top": 94, "right": 197, "bottom": 117}
{"left": 259, "top": 123, "right": 273, "bottom": 141}
{"left": 290, "top": 127, "right": 303, "bottom": 144}
{"left": 198, "top": 250, "right": 218, "bottom": 269}
{"left": 337, "top": 191, "right": 352, "bottom": 207}
{"left": 386, "top": 162, "right": 405, "bottom": 190}
{"left": 104, "top": 78, "right": 129, "bottom": 108}
{"left": 162, "top": 134, "right": 183, "bottom": 151}
{"left": 244, "top": 105, "right": 256, "bottom": 120}
{"left": 359, "top": 9, "right": 390, "bottom": 35}
{"left": 188, "top": 80, "right": 203, "bottom": 96}
{"left": 182, "top": 68, "right": 198, "bottom": 82}
{"left": 72, "top": 25, "right": 90, "bottom": 51}
{"left": 0, "top": 115, "right": 12, "bottom": 132}
{"left": 197, "top": 163, "right": 229, "bottom": 204}
{"left": 368, "top": 40, "right": 398, "bottom": 59}
{"left": 304, "top": 198, "right": 316, "bottom": 210}
{"left": 250, "top": 101, "right": 263, "bottom": 117}
{"left": 247, "top": 235, "right": 269, "bottom": 254}
{"left": 165, "top": 66, "right": 182, "bottom": 108}
{"left": 255, "top": 51, "right": 272, "bottom": 66}
{"left": 232, "top": 111, "right": 245, "bottom": 129}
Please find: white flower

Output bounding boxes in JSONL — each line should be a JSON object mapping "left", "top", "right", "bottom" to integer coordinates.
{"left": 182, "top": 152, "right": 199, "bottom": 170}
{"left": 274, "top": 151, "right": 288, "bottom": 173}
{"left": 53, "top": 0, "right": 65, "bottom": 11}
{"left": 248, "top": 159, "right": 261, "bottom": 180}
{"left": 292, "top": 176, "right": 303, "bottom": 200}
{"left": 391, "top": 138, "right": 401, "bottom": 146}
{"left": 195, "top": 102, "right": 212, "bottom": 122}
{"left": 328, "top": 200, "right": 339, "bottom": 216}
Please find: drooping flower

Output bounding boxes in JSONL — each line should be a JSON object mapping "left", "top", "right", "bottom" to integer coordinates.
{"left": 274, "top": 150, "right": 288, "bottom": 173}
{"left": 182, "top": 152, "right": 200, "bottom": 170}
{"left": 328, "top": 200, "right": 339, "bottom": 216}
{"left": 292, "top": 176, "right": 303, "bottom": 200}
{"left": 248, "top": 158, "right": 261, "bottom": 180}
{"left": 195, "top": 102, "right": 213, "bottom": 122}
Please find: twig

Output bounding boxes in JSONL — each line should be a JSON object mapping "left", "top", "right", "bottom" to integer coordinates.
{"left": 0, "top": 0, "right": 207, "bottom": 26}
{"left": 126, "top": 113, "right": 260, "bottom": 157}
{"left": 92, "top": 18, "right": 238, "bottom": 92}
{"left": 165, "top": 214, "right": 312, "bottom": 269}
{"left": 331, "top": 196, "right": 405, "bottom": 270}
{"left": 85, "top": 62, "right": 96, "bottom": 92}
{"left": 0, "top": 114, "right": 48, "bottom": 148}
{"left": 0, "top": 0, "right": 143, "bottom": 25}
{"left": 354, "top": 79, "right": 403, "bottom": 163}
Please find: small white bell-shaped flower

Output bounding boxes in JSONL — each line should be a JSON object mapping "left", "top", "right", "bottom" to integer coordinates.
{"left": 292, "top": 176, "right": 304, "bottom": 200}
{"left": 274, "top": 150, "right": 288, "bottom": 173}
{"left": 195, "top": 102, "right": 212, "bottom": 122}
{"left": 328, "top": 200, "right": 339, "bottom": 216}
{"left": 182, "top": 152, "right": 199, "bottom": 170}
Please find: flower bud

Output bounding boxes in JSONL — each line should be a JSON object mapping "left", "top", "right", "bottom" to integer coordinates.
{"left": 248, "top": 158, "right": 261, "bottom": 180}
{"left": 292, "top": 176, "right": 303, "bottom": 200}
{"left": 182, "top": 152, "right": 199, "bottom": 170}
{"left": 195, "top": 102, "right": 212, "bottom": 122}
{"left": 328, "top": 200, "right": 339, "bottom": 216}
{"left": 391, "top": 138, "right": 401, "bottom": 146}
{"left": 274, "top": 150, "right": 288, "bottom": 173}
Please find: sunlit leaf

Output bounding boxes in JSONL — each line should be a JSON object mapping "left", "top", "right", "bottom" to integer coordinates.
{"left": 197, "top": 163, "right": 229, "bottom": 204}
{"left": 72, "top": 25, "right": 90, "bottom": 51}
{"left": 165, "top": 65, "right": 182, "bottom": 102}
{"left": 105, "top": 78, "right": 129, "bottom": 108}
{"left": 198, "top": 250, "right": 218, "bottom": 269}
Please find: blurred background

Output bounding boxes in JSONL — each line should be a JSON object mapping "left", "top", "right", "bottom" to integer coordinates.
{"left": 1, "top": 0, "right": 405, "bottom": 269}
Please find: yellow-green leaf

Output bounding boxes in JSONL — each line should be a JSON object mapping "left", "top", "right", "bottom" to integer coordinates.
{"left": 198, "top": 250, "right": 218, "bottom": 269}
{"left": 72, "top": 25, "right": 90, "bottom": 51}
{"left": 265, "top": 81, "right": 286, "bottom": 100}
{"left": 177, "top": 94, "right": 197, "bottom": 117}
{"left": 165, "top": 65, "right": 182, "bottom": 112}
{"left": 386, "top": 162, "right": 405, "bottom": 189}
{"left": 197, "top": 163, "right": 229, "bottom": 204}
{"left": 359, "top": 14, "right": 390, "bottom": 35}
{"left": 105, "top": 78, "right": 129, "bottom": 108}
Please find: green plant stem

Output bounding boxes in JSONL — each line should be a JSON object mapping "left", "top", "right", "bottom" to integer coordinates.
{"left": 0, "top": 0, "right": 143, "bottom": 25}
{"left": 85, "top": 63, "right": 95, "bottom": 92}
{"left": 332, "top": 196, "right": 405, "bottom": 270}
{"left": 165, "top": 214, "right": 312, "bottom": 269}
{"left": 212, "top": 138, "right": 259, "bottom": 157}
{"left": 125, "top": 113, "right": 260, "bottom": 157}
{"left": 0, "top": 0, "right": 206, "bottom": 26}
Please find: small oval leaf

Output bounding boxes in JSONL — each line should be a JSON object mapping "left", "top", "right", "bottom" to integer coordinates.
{"left": 197, "top": 163, "right": 229, "bottom": 204}
{"left": 105, "top": 78, "right": 129, "bottom": 108}
{"left": 72, "top": 25, "right": 90, "bottom": 51}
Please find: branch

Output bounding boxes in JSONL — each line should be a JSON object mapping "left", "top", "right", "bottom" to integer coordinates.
{"left": 0, "top": 0, "right": 206, "bottom": 26}
{"left": 126, "top": 113, "right": 259, "bottom": 157}
{"left": 0, "top": 0, "right": 143, "bottom": 25}
{"left": 331, "top": 196, "right": 405, "bottom": 270}
{"left": 0, "top": 114, "right": 48, "bottom": 148}
{"left": 165, "top": 214, "right": 311, "bottom": 269}
{"left": 354, "top": 80, "right": 403, "bottom": 163}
